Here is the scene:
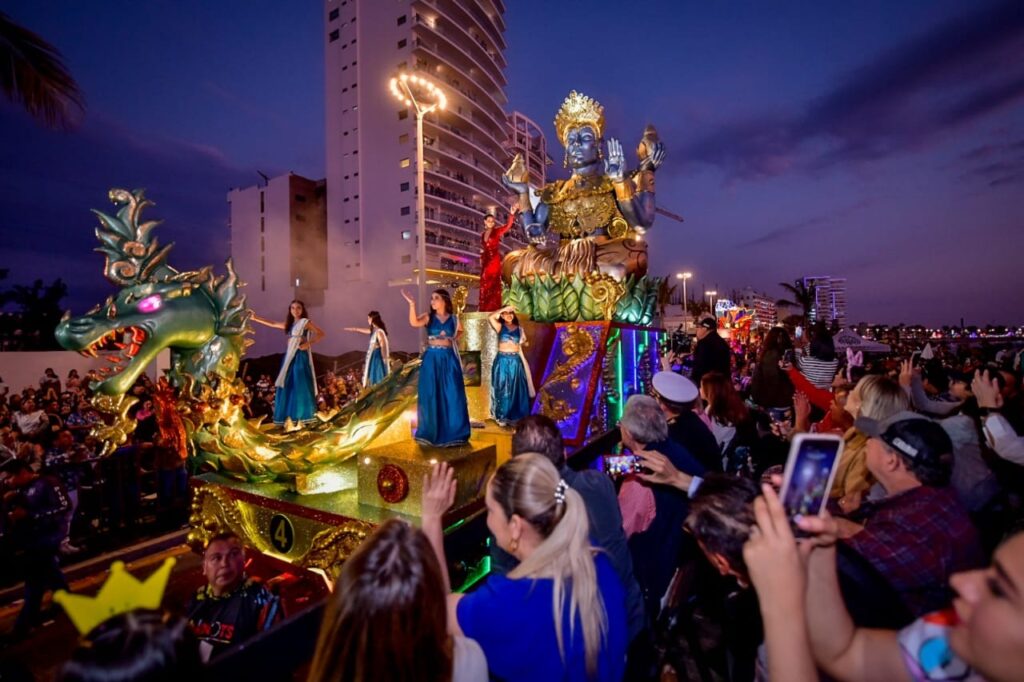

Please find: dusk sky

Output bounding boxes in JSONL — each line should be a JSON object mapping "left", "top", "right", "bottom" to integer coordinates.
{"left": 2, "top": 0, "right": 1022, "bottom": 327}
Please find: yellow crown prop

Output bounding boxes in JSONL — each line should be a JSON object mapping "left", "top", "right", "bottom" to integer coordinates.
{"left": 554, "top": 90, "right": 605, "bottom": 146}
{"left": 53, "top": 558, "right": 176, "bottom": 635}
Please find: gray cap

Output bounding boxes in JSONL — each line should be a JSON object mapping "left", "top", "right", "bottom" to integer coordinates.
{"left": 652, "top": 371, "right": 699, "bottom": 405}
{"left": 855, "top": 411, "right": 952, "bottom": 465}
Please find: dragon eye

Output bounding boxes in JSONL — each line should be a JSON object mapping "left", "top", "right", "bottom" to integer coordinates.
{"left": 137, "top": 294, "right": 163, "bottom": 313}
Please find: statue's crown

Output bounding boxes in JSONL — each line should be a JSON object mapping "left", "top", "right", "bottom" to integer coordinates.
{"left": 554, "top": 91, "right": 605, "bottom": 146}
{"left": 53, "top": 558, "right": 175, "bottom": 635}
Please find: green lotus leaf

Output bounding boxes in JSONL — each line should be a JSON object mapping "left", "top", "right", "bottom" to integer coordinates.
{"left": 506, "top": 276, "right": 533, "bottom": 318}
{"left": 560, "top": 275, "right": 582, "bottom": 321}
{"left": 613, "top": 275, "right": 639, "bottom": 323}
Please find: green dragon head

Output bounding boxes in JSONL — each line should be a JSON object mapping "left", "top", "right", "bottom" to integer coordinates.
{"left": 55, "top": 189, "right": 251, "bottom": 395}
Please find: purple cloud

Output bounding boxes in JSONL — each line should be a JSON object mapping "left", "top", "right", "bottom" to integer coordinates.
{"left": 681, "top": 1, "right": 1024, "bottom": 181}
{"left": 0, "top": 106, "right": 257, "bottom": 312}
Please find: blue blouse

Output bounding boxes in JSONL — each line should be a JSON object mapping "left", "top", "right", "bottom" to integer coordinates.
{"left": 498, "top": 323, "right": 521, "bottom": 344}
{"left": 457, "top": 553, "right": 627, "bottom": 682}
{"left": 427, "top": 314, "right": 457, "bottom": 339}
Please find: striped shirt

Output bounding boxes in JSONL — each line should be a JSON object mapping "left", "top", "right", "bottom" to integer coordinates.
{"left": 796, "top": 355, "right": 839, "bottom": 389}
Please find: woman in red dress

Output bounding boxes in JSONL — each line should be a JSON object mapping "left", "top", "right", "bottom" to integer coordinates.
{"left": 478, "top": 206, "right": 520, "bottom": 312}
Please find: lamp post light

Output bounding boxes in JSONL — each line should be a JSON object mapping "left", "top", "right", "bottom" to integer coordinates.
{"left": 676, "top": 271, "right": 692, "bottom": 331}
{"left": 389, "top": 73, "right": 447, "bottom": 323}
{"left": 705, "top": 290, "right": 717, "bottom": 318}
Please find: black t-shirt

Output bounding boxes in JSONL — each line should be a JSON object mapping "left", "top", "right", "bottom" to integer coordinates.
{"left": 186, "top": 579, "right": 281, "bottom": 659}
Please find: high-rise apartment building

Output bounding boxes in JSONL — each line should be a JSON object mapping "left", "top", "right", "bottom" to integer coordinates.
{"left": 320, "top": 0, "right": 520, "bottom": 351}
{"left": 802, "top": 276, "right": 848, "bottom": 327}
{"left": 228, "top": 174, "right": 327, "bottom": 356}
{"left": 231, "top": 1, "right": 524, "bottom": 353}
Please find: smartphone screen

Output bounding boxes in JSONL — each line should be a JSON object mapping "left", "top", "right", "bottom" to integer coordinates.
{"left": 780, "top": 434, "right": 844, "bottom": 519}
{"left": 604, "top": 455, "right": 640, "bottom": 476}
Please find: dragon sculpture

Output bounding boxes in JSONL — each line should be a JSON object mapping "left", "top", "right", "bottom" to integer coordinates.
{"left": 56, "top": 189, "right": 418, "bottom": 489}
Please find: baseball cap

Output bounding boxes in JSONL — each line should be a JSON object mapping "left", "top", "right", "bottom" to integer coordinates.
{"left": 854, "top": 411, "right": 953, "bottom": 465}
{"left": 698, "top": 317, "right": 716, "bottom": 331}
{"left": 652, "top": 371, "right": 699, "bottom": 405}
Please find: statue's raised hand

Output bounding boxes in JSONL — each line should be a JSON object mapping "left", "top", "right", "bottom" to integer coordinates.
{"left": 605, "top": 138, "right": 625, "bottom": 181}
{"left": 640, "top": 141, "right": 666, "bottom": 172}
{"left": 502, "top": 153, "right": 529, "bottom": 194}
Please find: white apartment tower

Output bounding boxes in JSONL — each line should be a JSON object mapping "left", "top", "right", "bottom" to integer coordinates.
{"left": 322, "top": 0, "right": 520, "bottom": 351}
{"left": 228, "top": 174, "right": 327, "bottom": 356}
{"left": 802, "top": 276, "right": 848, "bottom": 327}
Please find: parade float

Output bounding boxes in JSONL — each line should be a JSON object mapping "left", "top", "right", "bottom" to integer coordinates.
{"left": 54, "top": 90, "right": 670, "bottom": 581}
{"left": 491, "top": 90, "right": 669, "bottom": 447}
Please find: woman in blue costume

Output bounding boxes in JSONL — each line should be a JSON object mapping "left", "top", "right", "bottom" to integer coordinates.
{"left": 402, "top": 288, "right": 470, "bottom": 447}
{"left": 488, "top": 306, "right": 535, "bottom": 426}
{"left": 344, "top": 311, "right": 390, "bottom": 389}
{"left": 251, "top": 300, "right": 324, "bottom": 429}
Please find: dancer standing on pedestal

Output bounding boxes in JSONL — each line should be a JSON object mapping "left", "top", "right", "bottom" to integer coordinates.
{"left": 251, "top": 301, "right": 323, "bottom": 429}
{"left": 488, "top": 306, "right": 535, "bottom": 426}
{"left": 479, "top": 206, "right": 520, "bottom": 312}
{"left": 403, "top": 289, "right": 470, "bottom": 446}
{"left": 344, "top": 311, "right": 390, "bottom": 389}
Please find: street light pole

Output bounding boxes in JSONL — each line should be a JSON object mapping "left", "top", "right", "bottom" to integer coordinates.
{"left": 676, "top": 271, "right": 692, "bottom": 332}
{"left": 389, "top": 74, "right": 446, "bottom": 334}
{"left": 414, "top": 103, "right": 427, "bottom": 321}
{"left": 706, "top": 290, "right": 717, "bottom": 318}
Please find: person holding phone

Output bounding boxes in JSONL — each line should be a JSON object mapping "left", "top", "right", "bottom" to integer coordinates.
{"left": 743, "top": 483, "right": 1024, "bottom": 682}
{"left": 617, "top": 395, "right": 706, "bottom": 620}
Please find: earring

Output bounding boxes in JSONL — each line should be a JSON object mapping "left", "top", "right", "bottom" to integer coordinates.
{"left": 509, "top": 538, "right": 519, "bottom": 553}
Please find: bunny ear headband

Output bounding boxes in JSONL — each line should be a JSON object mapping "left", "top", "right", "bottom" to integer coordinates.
{"left": 846, "top": 347, "right": 863, "bottom": 382}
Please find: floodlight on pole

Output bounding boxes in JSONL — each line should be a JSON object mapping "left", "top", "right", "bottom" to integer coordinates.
{"left": 676, "top": 271, "right": 693, "bottom": 331}
{"left": 388, "top": 74, "right": 447, "bottom": 333}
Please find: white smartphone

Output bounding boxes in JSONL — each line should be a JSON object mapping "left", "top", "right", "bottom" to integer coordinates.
{"left": 779, "top": 433, "right": 845, "bottom": 519}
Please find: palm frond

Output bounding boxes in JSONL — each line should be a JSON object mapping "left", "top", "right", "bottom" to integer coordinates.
{"left": 0, "top": 11, "right": 85, "bottom": 129}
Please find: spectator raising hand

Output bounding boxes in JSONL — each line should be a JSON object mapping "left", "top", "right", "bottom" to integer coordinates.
{"left": 973, "top": 369, "right": 1003, "bottom": 409}
{"left": 742, "top": 483, "right": 825, "bottom": 682}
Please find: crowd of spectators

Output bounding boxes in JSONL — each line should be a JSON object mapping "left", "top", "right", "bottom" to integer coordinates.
{"left": 9, "top": 314, "right": 1024, "bottom": 682}
{"left": 0, "top": 367, "right": 193, "bottom": 640}
{"left": 243, "top": 368, "right": 364, "bottom": 421}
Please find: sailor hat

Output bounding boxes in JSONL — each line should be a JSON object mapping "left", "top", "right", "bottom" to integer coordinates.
{"left": 652, "top": 371, "right": 699, "bottom": 405}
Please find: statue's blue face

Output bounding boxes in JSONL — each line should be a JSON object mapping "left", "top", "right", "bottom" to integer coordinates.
{"left": 565, "top": 125, "right": 600, "bottom": 169}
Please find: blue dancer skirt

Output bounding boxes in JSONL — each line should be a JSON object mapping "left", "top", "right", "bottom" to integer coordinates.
{"left": 491, "top": 351, "right": 532, "bottom": 426}
{"left": 273, "top": 350, "right": 317, "bottom": 425}
{"left": 416, "top": 346, "right": 470, "bottom": 446}
{"left": 366, "top": 348, "right": 388, "bottom": 387}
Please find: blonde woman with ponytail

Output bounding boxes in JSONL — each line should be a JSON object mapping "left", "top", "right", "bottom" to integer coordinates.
{"left": 421, "top": 456, "right": 628, "bottom": 681}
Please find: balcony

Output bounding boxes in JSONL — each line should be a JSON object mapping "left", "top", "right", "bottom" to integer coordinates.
{"left": 411, "top": 57, "right": 507, "bottom": 140}
{"left": 424, "top": 146, "right": 505, "bottom": 194}
{"left": 413, "top": 0, "right": 507, "bottom": 70}
{"left": 424, "top": 167, "right": 506, "bottom": 209}
{"left": 407, "top": 4, "right": 503, "bottom": 90}
{"left": 412, "top": 26, "right": 507, "bottom": 119}
{"left": 425, "top": 119, "right": 505, "bottom": 174}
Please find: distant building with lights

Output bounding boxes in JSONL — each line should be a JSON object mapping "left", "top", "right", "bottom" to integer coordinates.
{"left": 230, "top": 0, "right": 521, "bottom": 352}
{"left": 802, "top": 276, "right": 847, "bottom": 327}
{"left": 737, "top": 287, "right": 778, "bottom": 328}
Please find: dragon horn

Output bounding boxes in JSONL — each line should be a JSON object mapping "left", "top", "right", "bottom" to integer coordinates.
{"left": 61, "top": 310, "right": 71, "bottom": 322}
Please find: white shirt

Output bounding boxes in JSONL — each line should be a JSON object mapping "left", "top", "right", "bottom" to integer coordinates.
{"left": 983, "top": 413, "right": 1024, "bottom": 466}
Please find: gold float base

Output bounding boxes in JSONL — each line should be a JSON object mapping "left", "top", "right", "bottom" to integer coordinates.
{"left": 356, "top": 438, "right": 497, "bottom": 517}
